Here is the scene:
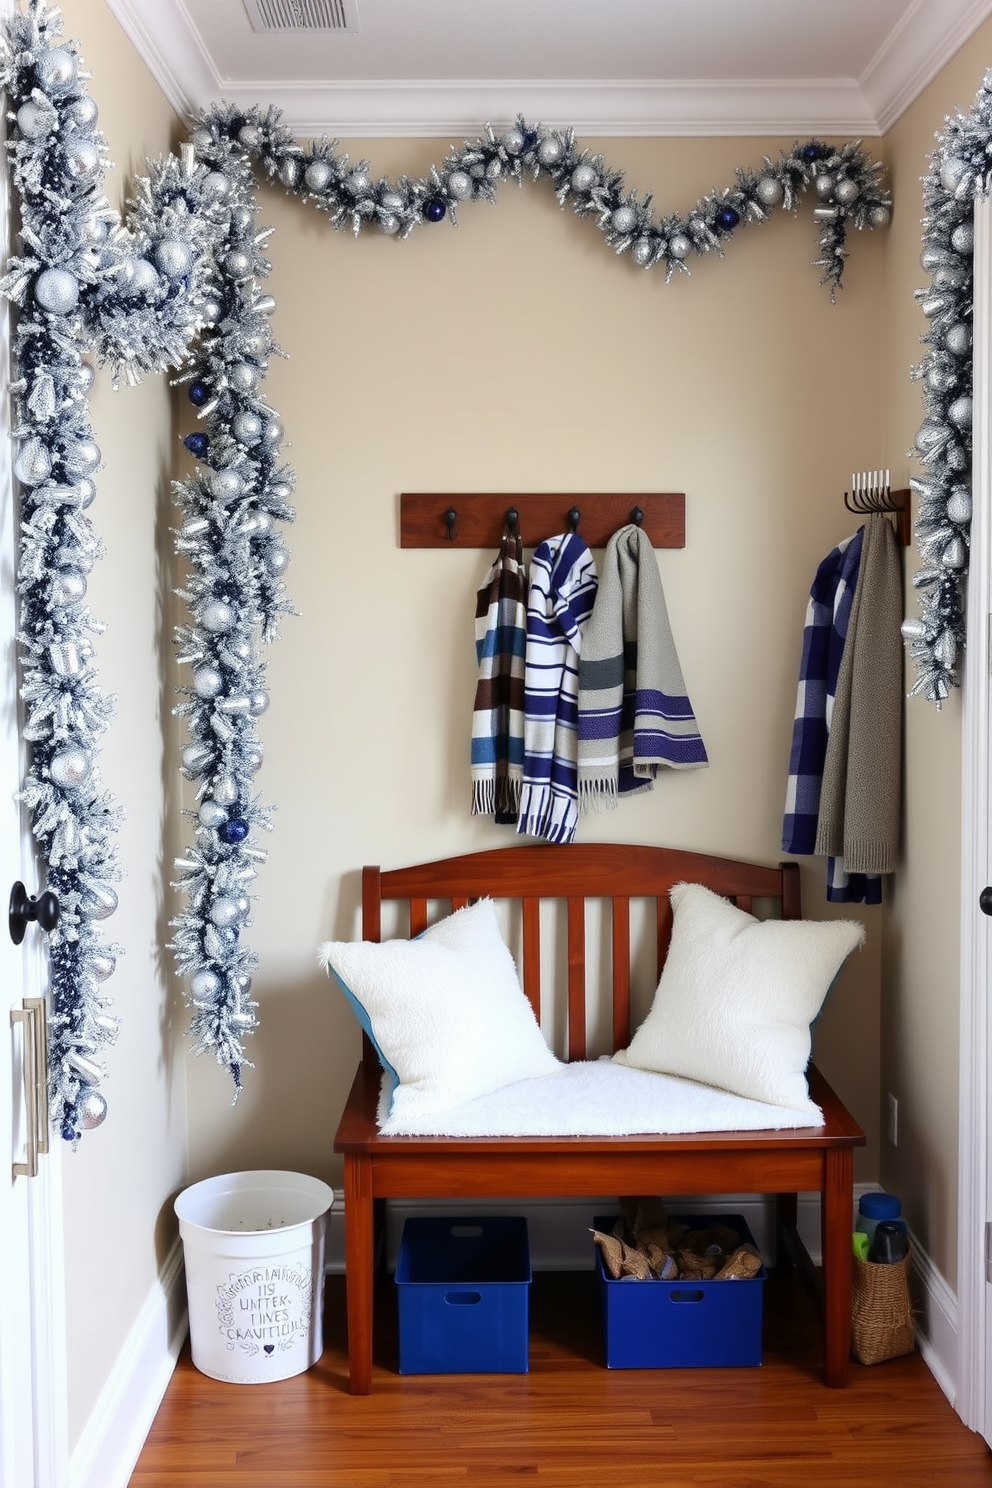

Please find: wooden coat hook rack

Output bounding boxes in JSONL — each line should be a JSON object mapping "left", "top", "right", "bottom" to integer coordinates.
{"left": 844, "top": 470, "right": 910, "bottom": 547}
{"left": 400, "top": 492, "right": 685, "bottom": 549}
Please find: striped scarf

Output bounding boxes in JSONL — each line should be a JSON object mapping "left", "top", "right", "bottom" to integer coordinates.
{"left": 576, "top": 523, "right": 707, "bottom": 806}
{"left": 516, "top": 532, "right": 598, "bottom": 844}
{"left": 470, "top": 528, "right": 528, "bottom": 824}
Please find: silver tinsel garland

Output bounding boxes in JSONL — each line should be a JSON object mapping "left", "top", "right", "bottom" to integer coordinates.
{"left": 901, "top": 77, "right": 991, "bottom": 705}
{"left": 0, "top": 0, "right": 892, "bottom": 1129}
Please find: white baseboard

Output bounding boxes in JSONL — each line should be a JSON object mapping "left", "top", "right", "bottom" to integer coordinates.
{"left": 69, "top": 1237, "right": 188, "bottom": 1488}
{"left": 908, "top": 1227, "right": 959, "bottom": 1406}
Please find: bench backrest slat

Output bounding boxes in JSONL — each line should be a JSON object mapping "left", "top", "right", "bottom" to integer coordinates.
{"left": 359, "top": 844, "right": 801, "bottom": 1073}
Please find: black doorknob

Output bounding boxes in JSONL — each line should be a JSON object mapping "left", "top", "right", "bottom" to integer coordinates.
{"left": 8, "top": 881, "right": 60, "bottom": 945}
{"left": 980, "top": 886, "right": 992, "bottom": 917}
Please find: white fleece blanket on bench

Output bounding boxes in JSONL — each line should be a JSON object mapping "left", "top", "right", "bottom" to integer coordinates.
{"left": 377, "top": 1058, "right": 823, "bottom": 1137}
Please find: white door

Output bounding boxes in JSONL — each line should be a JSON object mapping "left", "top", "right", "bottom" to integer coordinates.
{"left": 0, "top": 57, "right": 68, "bottom": 1487}
{"left": 961, "top": 193, "right": 992, "bottom": 1448}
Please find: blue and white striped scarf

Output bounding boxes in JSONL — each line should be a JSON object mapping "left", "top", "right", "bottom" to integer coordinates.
{"left": 782, "top": 528, "right": 880, "bottom": 904}
{"left": 470, "top": 529, "right": 528, "bottom": 824}
{"left": 517, "top": 532, "right": 598, "bottom": 844}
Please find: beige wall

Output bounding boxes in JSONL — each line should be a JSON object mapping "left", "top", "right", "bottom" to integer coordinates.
{"left": 41, "top": 0, "right": 992, "bottom": 1448}
{"left": 877, "top": 16, "right": 992, "bottom": 1287}
{"left": 54, "top": 0, "right": 187, "bottom": 1454}
{"left": 180, "top": 136, "right": 886, "bottom": 1185}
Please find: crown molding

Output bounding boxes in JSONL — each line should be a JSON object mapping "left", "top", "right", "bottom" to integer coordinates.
{"left": 862, "top": 0, "right": 992, "bottom": 135}
{"left": 104, "top": 0, "right": 992, "bottom": 140}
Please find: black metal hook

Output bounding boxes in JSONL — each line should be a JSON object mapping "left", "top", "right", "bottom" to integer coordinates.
{"left": 506, "top": 507, "right": 519, "bottom": 535}
{"left": 567, "top": 506, "right": 581, "bottom": 533}
{"left": 9, "top": 881, "right": 60, "bottom": 946}
{"left": 443, "top": 506, "right": 458, "bottom": 541}
{"left": 630, "top": 505, "right": 644, "bottom": 527}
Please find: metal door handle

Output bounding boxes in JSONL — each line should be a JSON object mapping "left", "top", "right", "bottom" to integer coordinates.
{"left": 11, "top": 997, "right": 49, "bottom": 1179}
{"left": 981, "top": 886, "right": 992, "bottom": 916}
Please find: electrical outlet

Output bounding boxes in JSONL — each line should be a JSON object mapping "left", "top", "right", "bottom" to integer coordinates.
{"left": 887, "top": 1093, "right": 899, "bottom": 1146}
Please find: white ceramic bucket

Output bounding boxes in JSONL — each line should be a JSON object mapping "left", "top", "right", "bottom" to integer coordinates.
{"left": 175, "top": 1169, "right": 334, "bottom": 1384}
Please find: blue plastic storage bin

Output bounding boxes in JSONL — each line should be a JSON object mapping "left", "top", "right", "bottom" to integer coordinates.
{"left": 395, "top": 1216, "right": 531, "bottom": 1374}
{"left": 594, "top": 1213, "right": 765, "bottom": 1369}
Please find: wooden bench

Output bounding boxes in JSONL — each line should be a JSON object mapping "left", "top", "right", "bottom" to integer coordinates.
{"left": 332, "top": 842, "right": 865, "bottom": 1393}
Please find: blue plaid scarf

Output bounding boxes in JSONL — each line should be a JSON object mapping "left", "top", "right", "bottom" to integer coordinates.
{"left": 517, "top": 532, "right": 598, "bottom": 844}
{"left": 782, "top": 528, "right": 880, "bottom": 904}
{"left": 471, "top": 528, "right": 528, "bottom": 824}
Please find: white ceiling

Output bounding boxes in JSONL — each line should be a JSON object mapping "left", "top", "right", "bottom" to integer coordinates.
{"left": 105, "top": 0, "right": 992, "bottom": 137}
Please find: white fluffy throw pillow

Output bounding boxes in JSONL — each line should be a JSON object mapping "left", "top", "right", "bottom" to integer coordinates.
{"left": 614, "top": 882, "right": 864, "bottom": 1112}
{"left": 319, "top": 898, "right": 559, "bottom": 1122}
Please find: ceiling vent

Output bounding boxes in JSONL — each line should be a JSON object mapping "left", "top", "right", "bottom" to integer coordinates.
{"left": 242, "top": 0, "right": 360, "bottom": 32}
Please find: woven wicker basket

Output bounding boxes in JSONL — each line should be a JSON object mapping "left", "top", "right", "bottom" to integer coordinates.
{"left": 850, "top": 1251, "right": 915, "bottom": 1365}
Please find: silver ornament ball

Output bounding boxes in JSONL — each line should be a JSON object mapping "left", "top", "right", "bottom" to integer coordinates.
{"left": 182, "top": 742, "right": 213, "bottom": 775}
{"left": 232, "top": 411, "right": 263, "bottom": 445}
{"left": 814, "top": 173, "right": 835, "bottom": 199}
{"left": 939, "top": 156, "right": 968, "bottom": 193}
{"left": 191, "top": 967, "right": 222, "bottom": 1000}
{"left": 914, "top": 420, "right": 946, "bottom": 455}
{"left": 380, "top": 191, "right": 405, "bottom": 213}
{"left": 947, "top": 487, "right": 972, "bottom": 523}
{"left": 901, "top": 617, "right": 927, "bottom": 642}
{"left": 228, "top": 362, "right": 259, "bottom": 394}
{"left": 249, "top": 690, "right": 270, "bottom": 716}
{"left": 76, "top": 1088, "right": 107, "bottom": 1130}
{"left": 82, "top": 883, "right": 118, "bottom": 920}
{"left": 304, "top": 159, "right": 333, "bottom": 192}
{"left": 537, "top": 136, "right": 563, "bottom": 167}
{"left": 951, "top": 221, "right": 975, "bottom": 254}
{"left": 201, "top": 171, "right": 231, "bottom": 200}
{"left": 209, "top": 468, "right": 244, "bottom": 503}
{"left": 571, "top": 163, "right": 597, "bottom": 193}
{"left": 225, "top": 248, "right": 252, "bottom": 280}
{"left": 123, "top": 258, "right": 159, "bottom": 297}
{"left": 90, "top": 951, "right": 117, "bottom": 982}
{"left": 209, "top": 896, "right": 242, "bottom": 928}
{"left": 155, "top": 239, "right": 194, "bottom": 278}
{"left": 945, "top": 323, "right": 971, "bottom": 355}
{"left": 198, "top": 798, "right": 229, "bottom": 828}
{"left": 35, "top": 267, "right": 79, "bottom": 315}
{"left": 347, "top": 169, "right": 370, "bottom": 195}
{"left": 949, "top": 394, "right": 973, "bottom": 429}
{"left": 192, "top": 665, "right": 224, "bottom": 699}
{"left": 927, "top": 364, "right": 956, "bottom": 394}
{"left": 869, "top": 205, "right": 891, "bottom": 228}
{"left": 190, "top": 127, "right": 214, "bottom": 152}
{"left": 942, "top": 535, "right": 967, "bottom": 569}
{"left": 49, "top": 745, "right": 91, "bottom": 788}
{"left": 214, "top": 775, "right": 239, "bottom": 808}
{"left": 446, "top": 170, "right": 473, "bottom": 201}
{"left": 264, "top": 542, "right": 289, "bottom": 576}
{"left": 76, "top": 360, "right": 97, "bottom": 392}
{"left": 263, "top": 417, "right": 283, "bottom": 445}
{"left": 36, "top": 47, "right": 78, "bottom": 93}
{"left": 631, "top": 238, "right": 654, "bottom": 267}
{"left": 668, "top": 233, "right": 691, "bottom": 260}
{"left": 16, "top": 101, "right": 53, "bottom": 139}
{"left": 51, "top": 567, "right": 87, "bottom": 606}
{"left": 238, "top": 123, "right": 261, "bottom": 149}
{"left": 756, "top": 175, "right": 784, "bottom": 208}
{"left": 63, "top": 437, "right": 101, "bottom": 476}
{"left": 378, "top": 213, "right": 400, "bottom": 236}
{"left": 200, "top": 600, "right": 235, "bottom": 633}
{"left": 278, "top": 157, "right": 301, "bottom": 188}
{"left": 502, "top": 128, "right": 525, "bottom": 155}
{"left": 834, "top": 178, "right": 860, "bottom": 206}
{"left": 64, "top": 138, "right": 101, "bottom": 182}
{"left": 65, "top": 96, "right": 98, "bottom": 128}
{"left": 14, "top": 438, "right": 52, "bottom": 486}
{"left": 611, "top": 206, "right": 638, "bottom": 235}
{"left": 77, "top": 478, "right": 97, "bottom": 509}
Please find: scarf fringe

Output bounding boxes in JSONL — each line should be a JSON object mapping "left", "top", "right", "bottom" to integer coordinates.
{"left": 578, "top": 778, "right": 619, "bottom": 813}
{"left": 472, "top": 776, "right": 522, "bottom": 822}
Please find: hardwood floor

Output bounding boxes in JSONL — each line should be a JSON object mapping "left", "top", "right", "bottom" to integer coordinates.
{"left": 129, "top": 1268, "right": 992, "bottom": 1487}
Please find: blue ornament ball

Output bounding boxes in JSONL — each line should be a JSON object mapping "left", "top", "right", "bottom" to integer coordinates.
{"left": 716, "top": 207, "right": 740, "bottom": 231}
{"left": 184, "top": 432, "right": 209, "bottom": 457}
{"left": 423, "top": 198, "right": 447, "bottom": 223}
{"left": 800, "top": 141, "right": 828, "bottom": 163}
{"left": 188, "top": 381, "right": 209, "bottom": 407}
{"left": 219, "top": 817, "right": 250, "bottom": 845}
{"left": 62, "top": 1123, "right": 77, "bottom": 1143}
